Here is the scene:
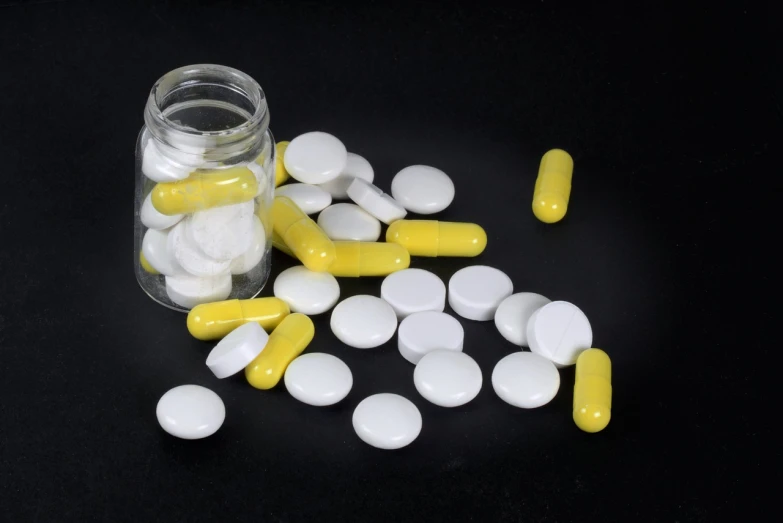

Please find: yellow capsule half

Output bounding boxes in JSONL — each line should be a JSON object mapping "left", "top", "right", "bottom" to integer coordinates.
{"left": 573, "top": 348, "right": 612, "bottom": 433}
{"left": 271, "top": 230, "right": 296, "bottom": 258}
{"left": 139, "top": 251, "right": 159, "bottom": 274}
{"left": 327, "top": 241, "right": 410, "bottom": 277}
{"left": 245, "top": 313, "right": 314, "bottom": 390}
{"left": 151, "top": 166, "right": 258, "bottom": 216}
{"left": 385, "top": 220, "right": 486, "bottom": 257}
{"left": 187, "top": 297, "right": 290, "bottom": 341}
{"left": 273, "top": 141, "right": 290, "bottom": 187}
{"left": 532, "top": 148, "right": 573, "bottom": 223}
{"left": 271, "top": 196, "right": 335, "bottom": 272}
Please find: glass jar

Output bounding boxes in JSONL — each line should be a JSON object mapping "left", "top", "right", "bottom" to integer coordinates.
{"left": 134, "top": 64, "right": 275, "bottom": 312}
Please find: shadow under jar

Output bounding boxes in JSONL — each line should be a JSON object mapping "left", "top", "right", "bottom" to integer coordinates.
{"left": 134, "top": 64, "right": 275, "bottom": 312}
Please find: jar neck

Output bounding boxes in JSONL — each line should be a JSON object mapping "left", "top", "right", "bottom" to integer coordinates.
{"left": 143, "top": 64, "right": 270, "bottom": 166}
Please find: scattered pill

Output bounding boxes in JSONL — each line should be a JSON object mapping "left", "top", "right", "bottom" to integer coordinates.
{"left": 275, "top": 183, "right": 333, "bottom": 214}
{"left": 271, "top": 229, "right": 296, "bottom": 258}
{"left": 527, "top": 301, "right": 592, "bottom": 366}
{"left": 284, "top": 353, "right": 353, "bottom": 406}
{"left": 274, "top": 265, "right": 340, "bottom": 315}
{"left": 330, "top": 295, "right": 397, "bottom": 349}
{"left": 230, "top": 216, "right": 266, "bottom": 275}
{"left": 318, "top": 152, "right": 374, "bottom": 199}
{"left": 141, "top": 140, "right": 192, "bottom": 183}
{"left": 156, "top": 384, "right": 225, "bottom": 439}
{"left": 414, "top": 350, "right": 482, "bottom": 407}
{"left": 151, "top": 166, "right": 258, "bottom": 216}
{"left": 448, "top": 265, "right": 513, "bottom": 321}
{"left": 381, "top": 268, "right": 446, "bottom": 320}
{"left": 142, "top": 228, "right": 184, "bottom": 277}
{"left": 397, "top": 311, "right": 464, "bottom": 364}
{"left": 206, "top": 322, "right": 269, "bottom": 378}
{"left": 346, "top": 178, "right": 407, "bottom": 224}
{"left": 187, "top": 297, "right": 290, "bottom": 341}
{"left": 139, "top": 251, "right": 159, "bottom": 274}
{"left": 271, "top": 196, "right": 336, "bottom": 272}
{"left": 245, "top": 313, "right": 315, "bottom": 390}
{"left": 317, "top": 203, "right": 381, "bottom": 242}
{"left": 272, "top": 141, "right": 291, "bottom": 187}
{"left": 327, "top": 241, "right": 410, "bottom": 277}
{"left": 352, "top": 393, "right": 422, "bottom": 449}
{"left": 532, "top": 148, "right": 573, "bottom": 223}
{"left": 386, "top": 220, "right": 486, "bottom": 257}
{"left": 494, "top": 292, "right": 551, "bottom": 347}
{"left": 141, "top": 192, "right": 184, "bottom": 230}
{"left": 168, "top": 220, "right": 232, "bottom": 277}
{"left": 165, "top": 272, "right": 232, "bottom": 309}
{"left": 492, "top": 352, "right": 560, "bottom": 408}
{"left": 391, "top": 165, "right": 455, "bottom": 214}
{"left": 573, "top": 348, "right": 612, "bottom": 433}
{"left": 189, "top": 201, "right": 255, "bottom": 262}
{"left": 284, "top": 132, "right": 347, "bottom": 184}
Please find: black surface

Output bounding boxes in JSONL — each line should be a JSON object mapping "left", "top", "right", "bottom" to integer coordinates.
{"left": 0, "top": 1, "right": 776, "bottom": 521}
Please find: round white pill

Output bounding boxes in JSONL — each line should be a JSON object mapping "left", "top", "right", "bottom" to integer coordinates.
{"left": 189, "top": 201, "right": 255, "bottom": 262}
{"left": 141, "top": 140, "right": 192, "bottom": 183}
{"left": 414, "top": 350, "right": 482, "bottom": 407}
{"left": 391, "top": 165, "right": 455, "bottom": 214}
{"left": 381, "top": 268, "right": 446, "bottom": 319}
{"left": 527, "top": 301, "right": 593, "bottom": 366}
{"left": 346, "top": 178, "right": 407, "bottom": 224}
{"left": 142, "top": 228, "right": 184, "bottom": 276}
{"left": 230, "top": 216, "right": 266, "bottom": 275}
{"left": 274, "top": 183, "right": 333, "bottom": 214}
{"left": 316, "top": 203, "right": 381, "bottom": 241}
{"left": 206, "top": 322, "right": 269, "bottom": 378}
{"left": 156, "top": 385, "right": 225, "bottom": 439}
{"left": 397, "top": 311, "right": 464, "bottom": 364}
{"left": 284, "top": 353, "right": 353, "bottom": 406}
{"left": 317, "top": 152, "right": 374, "bottom": 199}
{"left": 352, "top": 393, "right": 422, "bottom": 449}
{"left": 273, "top": 265, "right": 340, "bottom": 315}
{"left": 165, "top": 272, "right": 232, "bottom": 309}
{"left": 492, "top": 352, "right": 560, "bottom": 408}
{"left": 448, "top": 265, "right": 513, "bottom": 321}
{"left": 494, "top": 292, "right": 551, "bottom": 347}
{"left": 141, "top": 192, "right": 184, "bottom": 230}
{"left": 168, "top": 220, "right": 231, "bottom": 277}
{"left": 284, "top": 132, "right": 347, "bottom": 184}
{"left": 330, "top": 295, "right": 397, "bottom": 349}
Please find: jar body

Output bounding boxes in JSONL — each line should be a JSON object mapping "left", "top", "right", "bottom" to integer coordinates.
{"left": 134, "top": 65, "right": 275, "bottom": 312}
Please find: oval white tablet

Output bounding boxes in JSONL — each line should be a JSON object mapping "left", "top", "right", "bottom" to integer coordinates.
{"left": 492, "top": 352, "right": 560, "bottom": 408}
{"left": 168, "top": 220, "right": 231, "bottom": 277}
{"left": 284, "top": 353, "right": 353, "bottom": 406}
{"left": 230, "top": 216, "right": 266, "bottom": 275}
{"left": 274, "top": 265, "right": 340, "bottom": 315}
{"left": 330, "top": 295, "right": 397, "bottom": 349}
{"left": 142, "top": 228, "right": 184, "bottom": 276}
{"left": 206, "top": 322, "right": 269, "bottom": 378}
{"left": 391, "top": 165, "right": 455, "bottom": 214}
{"left": 352, "top": 393, "right": 422, "bottom": 449}
{"left": 414, "top": 350, "right": 482, "bottom": 407}
{"left": 448, "top": 265, "right": 513, "bottom": 321}
{"left": 397, "top": 311, "right": 464, "bottom": 364}
{"left": 346, "top": 178, "right": 407, "bottom": 224}
{"left": 165, "top": 272, "right": 232, "bottom": 309}
{"left": 494, "top": 292, "right": 551, "bottom": 347}
{"left": 141, "top": 140, "right": 192, "bottom": 183}
{"left": 317, "top": 152, "right": 374, "bottom": 199}
{"left": 189, "top": 201, "right": 255, "bottom": 262}
{"left": 381, "top": 268, "right": 446, "bottom": 319}
{"left": 316, "top": 203, "right": 381, "bottom": 241}
{"left": 284, "top": 132, "right": 347, "bottom": 184}
{"left": 156, "top": 384, "right": 225, "bottom": 439}
{"left": 527, "top": 301, "right": 593, "bottom": 366}
{"left": 275, "top": 183, "right": 333, "bottom": 214}
{"left": 141, "top": 192, "right": 184, "bottom": 230}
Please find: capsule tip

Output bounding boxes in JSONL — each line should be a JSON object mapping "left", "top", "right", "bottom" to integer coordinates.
{"left": 532, "top": 194, "right": 568, "bottom": 223}
{"left": 573, "top": 404, "right": 611, "bottom": 433}
{"left": 385, "top": 220, "right": 403, "bottom": 244}
{"left": 467, "top": 223, "right": 488, "bottom": 256}
{"left": 186, "top": 305, "right": 210, "bottom": 340}
{"left": 139, "top": 251, "right": 159, "bottom": 274}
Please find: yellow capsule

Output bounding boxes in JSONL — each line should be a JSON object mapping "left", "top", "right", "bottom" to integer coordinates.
{"left": 186, "top": 297, "right": 290, "bottom": 341}
{"left": 245, "top": 313, "right": 314, "bottom": 389}
{"left": 139, "top": 251, "right": 159, "bottom": 274}
{"left": 385, "top": 220, "right": 487, "bottom": 257}
{"left": 151, "top": 166, "right": 258, "bottom": 216}
{"left": 271, "top": 230, "right": 296, "bottom": 258}
{"left": 271, "top": 196, "right": 335, "bottom": 272}
{"left": 273, "top": 141, "right": 290, "bottom": 187}
{"left": 327, "top": 241, "right": 410, "bottom": 277}
{"left": 573, "top": 348, "right": 612, "bottom": 433}
{"left": 532, "top": 148, "right": 573, "bottom": 223}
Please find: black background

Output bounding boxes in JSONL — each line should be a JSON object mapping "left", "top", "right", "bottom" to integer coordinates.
{"left": 0, "top": 1, "right": 777, "bottom": 521}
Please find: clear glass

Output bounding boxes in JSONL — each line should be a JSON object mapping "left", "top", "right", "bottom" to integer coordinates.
{"left": 134, "top": 64, "right": 275, "bottom": 312}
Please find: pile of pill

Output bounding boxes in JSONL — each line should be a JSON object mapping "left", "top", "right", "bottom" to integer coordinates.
{"left": 155, "top": 133, "right": 613, "bottom": 447}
